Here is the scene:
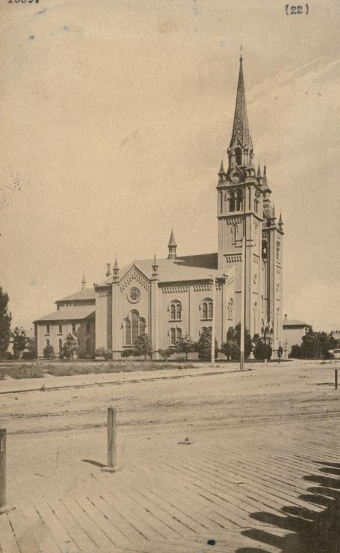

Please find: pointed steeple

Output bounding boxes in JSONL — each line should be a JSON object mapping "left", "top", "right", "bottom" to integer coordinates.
{"left": 218, "top": 160, "right": 225, "bottom": 176}
{"left": 82, "top": 274, "right": 86, "bottom": 290}
{"left": 168, "top": 229, "right": 177, "bottom": 259}
{"left": 230, "top": 55, "right": 250, "bottom": 149}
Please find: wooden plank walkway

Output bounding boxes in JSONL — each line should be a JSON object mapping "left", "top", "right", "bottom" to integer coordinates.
{"left": 1, "top": 417, "right": 340, "bottom": 553}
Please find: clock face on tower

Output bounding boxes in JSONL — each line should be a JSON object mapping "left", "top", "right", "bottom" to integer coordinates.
{"left": 230, "top": 169, "right": 242, "bottom": 184}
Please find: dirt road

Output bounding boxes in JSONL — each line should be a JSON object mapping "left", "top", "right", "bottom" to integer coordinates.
{"left": 1, "top": 360, "right": 340, "bottom": 552}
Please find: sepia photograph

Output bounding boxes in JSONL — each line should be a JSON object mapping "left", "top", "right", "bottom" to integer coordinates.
{"left": 0, "top": 0, "right": 340, "bottom": 551}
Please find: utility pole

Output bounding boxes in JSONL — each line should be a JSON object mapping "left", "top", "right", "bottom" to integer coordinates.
{"left": 240, "top": 185, "right": 246, "bottom": 371}
{"left": 211, "top": 274, "right": 216, "bottom": 365}
{"left": 240, "top": 230, "right": 245, "bottom": 370}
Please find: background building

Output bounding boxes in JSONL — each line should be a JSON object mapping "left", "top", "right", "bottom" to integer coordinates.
{"left": 35, "top": 57, "right": 284, "bottom": 359}
{"left": 282, "top": 315, "right": 312, "bottom": 357}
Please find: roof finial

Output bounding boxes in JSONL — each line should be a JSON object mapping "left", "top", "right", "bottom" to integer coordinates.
{"left": 106, "top": 263, "right": 111, "bottom": 278}
{"left": 82, "top": 274, "right": 86, "bottom": 291}
{"left": 278, "top": 212, "right": 284, "bottom": 230}
{"left": 218, "top": 159, "right": 225, "bottom": 178}
{"left": 113, "top": 258, "right": 120, "bottom": 281}
{"left": 168, "top": 229, "right": 177, "bottom": 260}
{"left": 240, "top": 44, "right": 243, "bottom": 62}
{"left": 152, "top": 253, "right": 159, "bottom": 278}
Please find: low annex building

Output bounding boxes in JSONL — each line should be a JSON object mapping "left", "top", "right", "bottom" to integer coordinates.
{"left": 34, "top": 56, "right": 284, "bottom": 359}
{"left": 34, "top": 277, "right": 96, "bottom": 358}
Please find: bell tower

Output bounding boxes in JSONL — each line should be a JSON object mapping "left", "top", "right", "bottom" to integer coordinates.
{"left": 217, "top": 56, "right": 264, "bottom": 338}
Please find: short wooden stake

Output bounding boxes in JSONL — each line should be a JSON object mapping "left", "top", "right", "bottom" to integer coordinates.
{"left": 102, "top": 408, "right": 117, "bottom": 472}
{"left": 335, "top": 369, "right": 338, "bottom": 390}
{"left": 0, "top": 429, "right": 13, "bottom": 514}
{"left": 0, "top": 429, "right": 6, "bottom": 510}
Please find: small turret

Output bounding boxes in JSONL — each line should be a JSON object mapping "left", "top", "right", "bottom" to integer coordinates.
{"left": 278, "top": 212, "right": 284, "bottom": 231}
{"left": 218, "top": 160, "right": 225, "bottom": 181}
{"left": 152, "top": 254, "right": 159, "bottom": 278}
{"left": 168, "top": 229, "right": 177, "bottom": 260}
{"left": 256, "top": 163, "right": 263, "bottom": 185}
{"left": 113, "top": 258, "right": 120, "bottom": 281}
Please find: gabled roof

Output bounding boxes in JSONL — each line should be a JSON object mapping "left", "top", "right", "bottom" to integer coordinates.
{"left": 56, "top": 289, "right": 96, "bottom": 303}
{"left": 34, "top": 305, "right": 95, "bottom": 323}
{"left": 125, "top": 253, "right": 221, "bottom": 283}
{"left": 97, "top": 252, "right": 234, "bottom": 287}
{"left": 283, "top": 320, "right": 312, "bottom": 328}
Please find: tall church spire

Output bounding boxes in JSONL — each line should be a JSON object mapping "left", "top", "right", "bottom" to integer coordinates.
{"left": 230, "top": 55, "right": 250, "bottom": 149}
{"left": 227, "top": 55, "right": 253, "bottom": 170}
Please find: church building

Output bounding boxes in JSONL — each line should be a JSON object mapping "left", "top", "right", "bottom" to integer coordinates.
{"left": 34, "top": 56, "right": 284, "bottom": 358}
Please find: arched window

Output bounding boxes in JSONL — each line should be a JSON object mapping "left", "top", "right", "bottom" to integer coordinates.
{"left": 46, "top": 338, "right": 50, "bottom": 347}
{"left": 227, "top": 299, "right": 234, "bottom": 320}
{"left": 131, "top": 311, "right": 139, "bottom": 345}
{"left": 201, "top": 298, "right": 213, "bottom": 320}
{"left": 236, "top": 190, "right": 243, "bottom": 211}
{"left": 235, "top": 148, "right": 242, "bottom": 166}
{"left": 200, "top": 326, "right": 212, "bottom": 336}
{"left": 220, "top": 191, "right": 223, "bottom": 213}
{"left": 229, "top": 191, "right": 235, "bottom": 213}
{"left": 276, "top": 241, "right": 280, "bottom": 262}
{"left": 86, "top": 338, "right": 91, "bottom": 353}
{"left": 124, "top": 311, "right": 146, "bottom": 347}
{"left": 139, "top": 318, "right": 146, "bottom": 335}
{"left": 170, "top": 328, "right": 176, "bottom": 346}
{"left": 262, "top": 240, "right": 268, "bottom": 261}
{"left": 124, "top": 319, "right": 131, "bottom": 346}
{"left": 169, "top": 300, "right": 182, "bottom": 321}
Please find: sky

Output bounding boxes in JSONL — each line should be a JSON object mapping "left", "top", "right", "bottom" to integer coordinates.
{"left": 0, "top": 0, "right": 339, "bottom": 333}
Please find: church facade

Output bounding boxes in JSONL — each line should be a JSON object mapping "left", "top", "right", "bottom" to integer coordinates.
{"left": 34, "top": 57, "right": 284, "bottom": 358}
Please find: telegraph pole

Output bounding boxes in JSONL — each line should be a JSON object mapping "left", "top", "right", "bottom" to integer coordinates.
{"left": 240, "top": 230, "right": 245, "bottom": 370}
{"left": 240, "top": 185, "right": 246, "bottom": 371}
{"left": 211, "top": 274, "right": 216, "bottom": 365}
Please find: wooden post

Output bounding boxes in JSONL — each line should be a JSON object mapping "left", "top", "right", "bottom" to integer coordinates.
{"left": 0, "top": 429, "right": 6, "bottom": 510}
{"left": 107, "top": 408, "right": 116, "bottom": 469}
{"left": 335, "top": 369, "right": 338, "bottom": 390}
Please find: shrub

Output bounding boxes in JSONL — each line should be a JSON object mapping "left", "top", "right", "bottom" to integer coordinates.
{"left": 60, "top": 334, "right": 78, "bottom": 359}
{"left": 43, "top": 344, "right": 55, "bottom": 359}
{"left": 196, "top": 328, "right": 218, "bottom": 362}
{"left": 158, "top": 348, "right": 174, "bottom": 360}
{"left": 121, "top": 349, "right": 134, "bottom": 359}
{"left": 254, "top": 341, "right": 272, "bottom": 361}
{"left": 133, "top": 335, "right": 153, "bottom": 360}
{"left": 95, "top": 347, "right": 111, "bottom": 360}
{"left": 78, "top": 350, "right": 95, "bottom": 360}
{"left": 22, "top": 351, "right": 36, "bottom": 360}
{"left": 289, "top": 344, "right": 302, "bottom": 359}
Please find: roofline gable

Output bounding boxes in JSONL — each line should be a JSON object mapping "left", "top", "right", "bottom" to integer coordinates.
{"left": 119, "top": 262, "right": 150, "bottom": 292}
